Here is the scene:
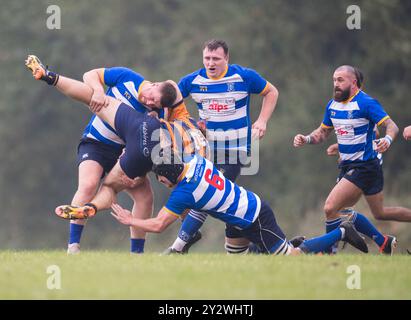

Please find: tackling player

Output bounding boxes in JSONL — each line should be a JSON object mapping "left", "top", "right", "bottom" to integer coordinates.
{"left": 58, "top": 154, "right": 369, "bottom": 256}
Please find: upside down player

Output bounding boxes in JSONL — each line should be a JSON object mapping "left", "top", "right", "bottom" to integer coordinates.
{"left": 26, "top": 55, "right": 186, "bottom": 254}
{"left": 65, "top": 154, "right": 368, "bottom": 256}
{"left": 25, "top": 55, "right": 209, "bottom": 231}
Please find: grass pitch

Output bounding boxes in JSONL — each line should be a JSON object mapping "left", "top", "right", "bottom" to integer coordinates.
{"left": 0, "top": 251, "right": 409, "bottom": 299}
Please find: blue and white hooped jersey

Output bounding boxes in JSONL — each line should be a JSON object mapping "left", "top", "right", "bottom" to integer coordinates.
{"left": 82, "top": 67, "right": 164, "bottom": 147}
{"left": 178, "top": 64, "right": 269, "bottom": 154}
{"left": 322, "top": 90, "right": 390, "bottom": 165}
{"left": 164, "top": 156, "right": 261, "bottom": 229}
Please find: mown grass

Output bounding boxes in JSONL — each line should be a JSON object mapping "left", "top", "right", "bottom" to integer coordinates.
{"left": 0, "top": 251, "right": 409, "bottom": 299}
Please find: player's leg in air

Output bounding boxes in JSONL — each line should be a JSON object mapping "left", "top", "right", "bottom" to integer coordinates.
{"left": 26, "top": 55, "right": 152, "bottom": 254}
{"left": 25, "top": 55, "right": 120, "bottom": 128}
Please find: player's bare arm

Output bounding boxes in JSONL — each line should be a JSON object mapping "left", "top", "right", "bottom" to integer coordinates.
{"left": 252, "top": 83, "right": 279, "bottom": 139}
{"left": 375, "top": 118, "right": 399, "bottom": 153}
{"left": 25, "top": 55, "right": 120, "bottom": 129}
{"left": 293, "top": 125, "right": 333, "bottom": 147}
{"left": 111, "top": 203, "right": 178, "bottom": 233}
{"left": 83, "top": 68, "right": 110, "bottom": 113}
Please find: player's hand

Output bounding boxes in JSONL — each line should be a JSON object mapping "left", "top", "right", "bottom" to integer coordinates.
{"left": 89, "top": 90, "right": 109, "bottom": 113}
{"left": 374, "top": 137, "right": 391, "bottom": 153}
{"left": 197, "top": 120, "right": 207, "bottom": 136}
{"left": 252, "top": 119, "right": 267, "bottom": 139}
{"left": 326, "top": 143, "right": 339, "bottom": 156}
{"left": 403, "top": 126, "right": 411, "bottom": 141}
{"left": 293, "top": 134, "right": 308, "bottom": 147}
{"left": 111, "top": 203, "right": 133, "bottom": 226}
{"left": 147, "top": 110, "right": 159, "bottom": 118}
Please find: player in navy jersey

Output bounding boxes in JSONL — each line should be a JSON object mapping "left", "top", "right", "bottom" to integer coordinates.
{"left": 91, "top": 154, "right": 368, "bottom": 256}
{"left": 168, "top": 39, "right": 280, "bottom": 254}
{"left": 26, "top": 55, "right": 207, "bottom": 252}
{"left": 293, "top": 65, "right": 411, "bottom": 254}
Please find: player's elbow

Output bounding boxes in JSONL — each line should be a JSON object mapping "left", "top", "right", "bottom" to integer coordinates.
{"left": 82, "top": 70, "right": 92, "bottom": 82}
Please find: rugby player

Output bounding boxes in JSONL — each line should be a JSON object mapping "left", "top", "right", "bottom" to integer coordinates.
{"left": 25, "top": 55, "right": 208, "bottom": 246}
{"left": 293, "top": 65, "right": 410, "bottom": 254}
{"left": 168, "top": 39, "right": 279, "bottom": 254}
{"left": 59, "top": 154, "right": 368, "bottom": 256}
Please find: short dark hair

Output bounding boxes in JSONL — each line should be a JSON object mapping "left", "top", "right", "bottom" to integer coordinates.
{"left": 203, "top": 39, "right": 229, "bottom": 56}
{"left": 160, "top": 82, "right": 177, "bottom": 108}
{"left": 353, "top": 67, "right": 364, "bottom": 88}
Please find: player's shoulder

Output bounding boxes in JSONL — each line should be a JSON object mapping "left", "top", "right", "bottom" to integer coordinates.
{"left": 355, "top": 91, "right": 381, "bottom": 108}
{"left": 325, "top": 98, "right": 334, "bottom": 109}
{"left": 106, "top": 66, "right": 144, "bottom": 80}
{"left": 180, "top": 68, "right": 204, "bottom": 83}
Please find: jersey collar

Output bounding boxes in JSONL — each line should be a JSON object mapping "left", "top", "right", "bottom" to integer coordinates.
{"left": 342, "top": 89, "right": 361, "bottom": 103}
{"left": 206, "top": 65, "right": 228, "bottom": 80}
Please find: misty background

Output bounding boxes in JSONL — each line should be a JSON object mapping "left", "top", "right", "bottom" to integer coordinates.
{"left": 1, "top": 0, "right": 410, "bottom": 252}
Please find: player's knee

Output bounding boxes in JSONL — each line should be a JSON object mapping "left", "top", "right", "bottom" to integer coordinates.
{"left": 371, "top": 210, "right": 388, "bottom": 221}
{"left": 76, "top": 181, "right": 99, "bottom": 199}
{"left": 323, "top": 201, "right": 339, "bottom": 219}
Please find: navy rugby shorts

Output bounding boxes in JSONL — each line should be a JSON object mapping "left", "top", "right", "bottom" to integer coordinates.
{"left": 77, "top": 138, "right": 123, "bottom": 175}
{"left": 337, "top": 158, "right": 383, "bottom": 195}
{"left": 225, "top": 201, "right": 290, "bottom": 254}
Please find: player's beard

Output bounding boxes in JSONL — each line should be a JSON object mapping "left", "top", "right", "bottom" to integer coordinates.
{"left": 333, "top": 87, "right": 351, "bottom": 102}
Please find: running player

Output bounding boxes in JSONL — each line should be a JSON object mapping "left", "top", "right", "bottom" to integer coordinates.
{"left": 293, "top": 65, "right": 410, "bottom": 254}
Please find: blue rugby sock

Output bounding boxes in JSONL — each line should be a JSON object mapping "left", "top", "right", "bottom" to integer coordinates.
{"left": 130, "top": 238, "right": 145, "bottom": 253}
{"left": 178, "top": 211, "right": 206, "bottom": 242}
{"left": 324, "top": 217, "right": 342, "bottom": 253}
{"left": 69, "top": 223, "right": 84, "bottom": 244}
{"left": 326, "top": 217, "right": 342, "bottom": 233}
{"left": 350, "top": 211, "right": 385, "bottom": 247}
{"left": 300, "top": 228, "right": 343, "bottom": 254}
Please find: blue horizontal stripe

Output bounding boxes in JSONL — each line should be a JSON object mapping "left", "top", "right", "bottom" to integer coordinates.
{"left": 329, "top": 110, "right": 363, "bottom": 120}
{"left": 339, "top": 143, "right": 365, "bottom": 154}
{"left": 354, "top": 124, "right": 369, "bottom": 135}
{"left": 190, "top": 82, "right": 248, "bottom": 94}
{"left": 206, "top": 117, "right": 248, "bottom": 130}
{"left": 206, "top": 211, "right": 251, "bottom": 229}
